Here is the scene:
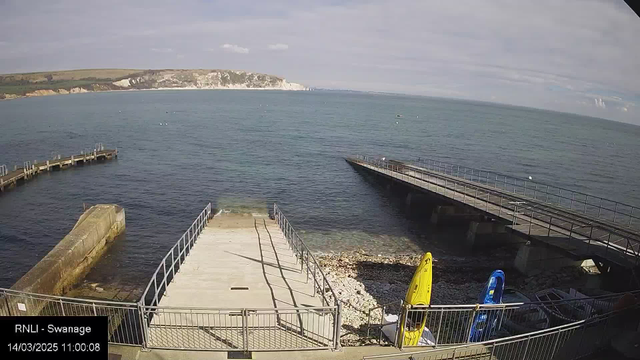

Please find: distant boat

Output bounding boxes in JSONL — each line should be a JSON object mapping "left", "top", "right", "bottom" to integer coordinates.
{"left": 396, "top": 114, "right": 403, "bottom": 118}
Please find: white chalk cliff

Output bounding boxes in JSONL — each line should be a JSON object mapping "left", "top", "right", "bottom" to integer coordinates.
{"left": 1, "top": 69, "right": 308, "bottom": 100}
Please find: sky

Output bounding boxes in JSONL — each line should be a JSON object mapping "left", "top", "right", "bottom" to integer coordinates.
{"left": 1, "top": 0, "right": 639, "bottom": 124}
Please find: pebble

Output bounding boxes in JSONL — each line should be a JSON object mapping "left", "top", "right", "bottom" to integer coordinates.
{"left": 318, "top": 250, "right": 587, "bottom": 346}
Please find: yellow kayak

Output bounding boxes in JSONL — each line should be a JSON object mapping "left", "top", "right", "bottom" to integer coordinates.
{"left": 398, "top": 252, "right": 433, "bottom": 346}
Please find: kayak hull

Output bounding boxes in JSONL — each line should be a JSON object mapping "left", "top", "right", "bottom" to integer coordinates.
{"left": 399, "top": 252, "right": 433, "bottom": 346}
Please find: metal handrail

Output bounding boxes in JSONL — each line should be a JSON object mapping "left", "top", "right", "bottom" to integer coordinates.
{"left": 353, "top": 156, "right": 640, "bottom": 264}
{"left": 363, "top": 302, "right": 637, "bottom": 360}
{"left": 141, "top": 203, "right": 213, "bottom": 306}
{"left": 410, "top": 157, "right": 640, "bottom": 229}
{"left": 0, "top": 287, "right": 138, "bottom": 306}
{"left": 400, "top": 160, "right": 640, "bottom": 249}
{"left": 366, "top": 288, "right": 639, "bottom": 346}
{"left": 1, "top": 287, "right": 143, "bottom": 346}
{"left": 141, "top": 304, "right": 337, "bottom": 311}
{"left": 403, "top": 160, "right": 640, "bottom": 242}
{"left": 368, "top": 288, "right": 639, "bottom": 314}
{"left": 273, "top": 203, "right": 342, "bottom": 349}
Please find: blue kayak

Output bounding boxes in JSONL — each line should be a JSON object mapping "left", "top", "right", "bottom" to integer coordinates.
{"left": 469, "top": 270, "right": 505, "bottom": 342}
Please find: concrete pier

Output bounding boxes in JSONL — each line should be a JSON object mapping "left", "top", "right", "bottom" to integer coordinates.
{"left": 0, "top": 147, "right": 117, "bottom": 193}
{"left": 430, "top": 205, "right": 484, "bottom": 226}
{"left": 157, "top": 213, "right": 322, "bottom": 309}
{"left": 11, "top": 205, "right": 125, "bottom": 296}
{"left": 6, "top": 204, "right": 125, "bottom": 315}
{"left": 514, "top": 242, "right": 583, "bottom": 275}
{"left": 146, "top": 212, "right": 337, "bottom": 350}
{"left": 465, "top": 220, "right": 516, "bottom": 251}
{"left": 346, "top": 156, "right": 640, "bottom": 272}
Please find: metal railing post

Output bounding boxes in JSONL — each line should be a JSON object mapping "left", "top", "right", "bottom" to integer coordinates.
{"left": 465, "top": 305, "right": 479, "bottom": 342}
{"left": 162, "top": 260, "right": 168, "bottom": 296}
{"left": 529, "top": 209, "right": 533, "bottom": 235}
{"left": 549, "top": 328, "right": 562, "bottom": 359}
{"left": 242, "top": 309, "right": 249, "bottom": 351}
{"left": 434, "top": 308, "right": 443, "bottom": 347}
{"left": 521, "top": 335, "right": 531, "bottom": 360}
{"left": 597, "top": 197, "right": 603, "bottom": 219}
{"left": 584, "top": 195, "right": 588, "bottom": 214}
{"left": 171, "top": 249, "right": 175, "bottom": 279}
{"left": 334, "top": 302, "right": 342, "bottom": 350}
{"left": 138, "top": 302, "right": 149, "bottom": 349}
{"left": 569, "top": 223, "right": 574, "bottom": 239}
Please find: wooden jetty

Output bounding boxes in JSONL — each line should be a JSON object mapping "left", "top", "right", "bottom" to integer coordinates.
{"left": 0, "top": 146, "right": 117, "bottom": 193}
{"left": 346, "top": 156, "right": 640, "bottom": 271}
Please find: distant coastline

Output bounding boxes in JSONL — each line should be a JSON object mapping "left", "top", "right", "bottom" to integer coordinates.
{"left": 0, "top": 68, "right": 308, "bottom": 100}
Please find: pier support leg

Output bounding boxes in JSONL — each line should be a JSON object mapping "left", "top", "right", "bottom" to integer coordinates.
{"left": 405, "top": 192, "right": 413, "bottom": 207}
{"left": 464, "top": 221, "right": 512, "bottom": 251}
{"left": 514, "top": 242, "right": 581, "bottom": 275}
{"left": 430, "top": 206, "right": 484, "bottom": 226}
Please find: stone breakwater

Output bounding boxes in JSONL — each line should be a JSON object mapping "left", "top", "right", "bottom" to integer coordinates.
{"left": 317, "top": 250, "right": 586, "bottom": 346}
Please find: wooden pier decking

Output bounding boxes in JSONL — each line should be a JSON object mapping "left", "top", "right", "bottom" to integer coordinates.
{"left": 347, "top": 156, "right": 640, "bottom": 269}
{"left": 0, "top": 147, "right": 117, "bottom": 193}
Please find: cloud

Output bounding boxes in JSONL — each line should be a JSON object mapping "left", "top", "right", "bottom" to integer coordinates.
{"left": 594, "top": 98, "right": 606, "bottom": 109}
{"left": 0, "top": 0, "right": 639, "bottom": 123}
{"left": 150, "top": 48, "right": 173, "bottom": 53}
{"left": 268, "top": 43, "right": 289, "bottom": 51}
{"left": 220, "top": 44, "right": 249, "bottom": 54}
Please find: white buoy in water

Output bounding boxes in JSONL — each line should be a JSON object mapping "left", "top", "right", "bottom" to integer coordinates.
{"left": 528, "top": 176, "right": 533, "bottom": 180}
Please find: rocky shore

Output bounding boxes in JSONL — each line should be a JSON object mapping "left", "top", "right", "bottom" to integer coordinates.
{"left": 317, "top": 250, "right": 588, "bottom": 346}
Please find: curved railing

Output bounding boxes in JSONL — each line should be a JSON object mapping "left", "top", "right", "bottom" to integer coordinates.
{"left": 366, "top": 289, "right": 639, "bottom": 349}
{"left": 363, "top": 303, "right": 638, "bottom": 360}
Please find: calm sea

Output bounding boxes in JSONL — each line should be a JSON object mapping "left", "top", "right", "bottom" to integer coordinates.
{"left": 1, "top": 90, "right": 639, "bottom": 288}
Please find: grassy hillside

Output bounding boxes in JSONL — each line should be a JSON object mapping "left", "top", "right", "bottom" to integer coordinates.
{"left": 0, "top": 69, "right": 143, "bottom": 95}
{"left": 0, "top": 68, "right": 304, "bottom": 98}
